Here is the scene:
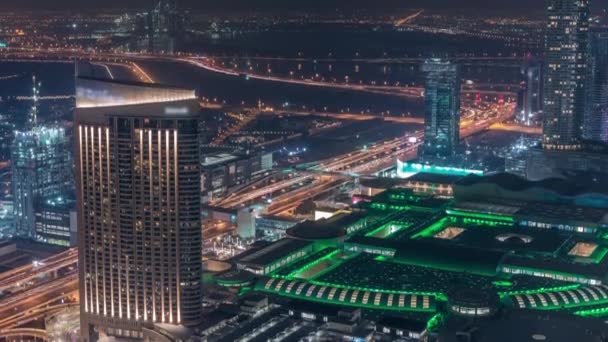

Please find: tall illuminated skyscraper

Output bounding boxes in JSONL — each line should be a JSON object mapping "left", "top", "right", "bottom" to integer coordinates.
{"left": 518, "top": 59, "right": 543, "bottom": 126}
{"left": 542, "top": 0, "right": 590, "bottom": 150}
{"left": 584, "top": 28, "right": 608, "bottom": 143}
{"left": 12, "top": 126, "right": 71, "bottom": 238}
{"left": 419, "top": 59, "right": 461, "bottom": 160}
{"left": 75, "top": 76, "right": 202, "bottom": 340}
{"left": 149, "top": 0, "right": 185, "bottom": 53}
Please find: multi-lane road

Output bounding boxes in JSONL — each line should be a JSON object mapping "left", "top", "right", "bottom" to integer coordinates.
{"left": 0, "top": 248, "right": 77, "bottom": 294}
{"left": 0, "top": 249, "right": 78, "bottom": 334}
{"left": 0, "top": 48, "right": 528, "bottom": 335}
{"left": 214, "top": 102, "right": 516, "bottom": 215}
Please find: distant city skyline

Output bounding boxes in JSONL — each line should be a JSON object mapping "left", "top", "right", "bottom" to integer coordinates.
{"left": 0, "top": 0, "right": 592, "bottom": 11}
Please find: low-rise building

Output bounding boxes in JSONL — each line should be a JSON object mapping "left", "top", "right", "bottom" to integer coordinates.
{"left": 201, "top": 149, "right": 273, "bottom": 202}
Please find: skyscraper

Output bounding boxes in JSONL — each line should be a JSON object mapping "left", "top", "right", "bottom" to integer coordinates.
{"left": 419, "top": 59, "right": 461, "bottom": 160}
{"left": 149, "top": 0, "right": 185, "bottom": 53}
{"left": 518, "top": 59, "right": 543, "bottom": 126}
{"left": 12, "top": 126, "right": 72, "bottom": 238}
{"left": 584, "top": 28, "right": 608, "bottom": 143}
{"left": 75, "top": 76, "right": 202, "bottom": 340}
{"left": 542, "top": 0, "right": 590, "bottom": 150}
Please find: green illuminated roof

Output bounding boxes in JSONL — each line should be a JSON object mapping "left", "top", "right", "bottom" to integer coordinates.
{"left": 255, "top": 277, "right": 437, "bottom": 313}
{"left": 397, "top": 161, "right": 483, "bottom": 178}
{"left": 506, "top": 285, "right": 608, "bottom": 311}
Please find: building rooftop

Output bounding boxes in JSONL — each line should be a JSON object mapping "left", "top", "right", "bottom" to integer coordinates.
{"left": 406, "top": 172, "right": 464, "bottom": 184}
{"left": 456, "top": 173, "right": 608, "bottom": 199}
{"left": 202, "top": 153, "right": 242, "bottom": 167}
{"left": 236, "top": 238, "right": 311, "bottom": 267}
{"left": 74, "top": 77, "right": 199, "bottom": 125}
{"left": 450, "top": 199, "right": 608, "bottom": 226}
{"left": 375, "top": 316, "right": 427, "bottom": 333}
{"left": 345, "top": 235, "right": 504, "bottom": 275}
{"left": 358, "top": 177, "right": 409, "bottom": 190}
{"left": 75, "top": 76, "right": 196, "bottom": 109}
{"left": 516, "top": 202, "right": 608, "bottom": 226}
{"left": 287, "top": 211, "right": 362, "bottom": 240}
{"left": 428, "top": 225, "right": 571, "bottom": 255}
{"left": 365, "top": 189, "right": 449, "bottom": 212}
{"left": 502, "top": 253, "right": 608, "bottom": 280}
{"left": 440, "top": 310, "right": 608, "bottom": 342}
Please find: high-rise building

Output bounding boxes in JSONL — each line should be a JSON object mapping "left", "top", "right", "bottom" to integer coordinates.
{"left": 149, "top": 0, "right": 185, "bottom": 53}
{"left": 518, "top": 59, "right": 543, "bottom": 126}
{"left": 35, "top": 195, "right": 77, "bottom": 247}
{"left": 584, "top": 28, "right": 608, "bottom": 143}
{"left": 542, "top": 0, "right": 590, "bottom": 150}
{"left": 12, "top": 126, "right": 72, "bottom": 238}
{"left": 75, "top": 76, "right": 202, "bottom": 340}
{"left": 419, "top": 59, "right": 461, "bottom": 159}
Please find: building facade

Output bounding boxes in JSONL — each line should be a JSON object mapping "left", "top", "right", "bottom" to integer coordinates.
{"left": 75, "top": 77, "right": 202, "bottom": 340}
{"left": 11, "top": 126, "right": 72, "bottom": 238}
{"left": 201, "top": 150, "right": 273, "bottom": 202}
{"left": 542, "top": 0, "right": 590, "bottom": 150}
{"left": 584, "top": 28, "right": 608, "bottom": 143}
{"left": 518, "top": 60, "right": 543, "bottom": 126}
{"left": 34, "top": 196, "right": 77, "bottom": 247}
{"left": 419, "top": 59, "right": 461, "bottom": 159}
{"left": 149, "top": 0, "right": 185, "bottom": 53}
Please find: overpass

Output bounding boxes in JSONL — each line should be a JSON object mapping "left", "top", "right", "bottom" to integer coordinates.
{"left": 489, "top": 122, "right": 542, "bottom": 135}
{"left": 0, "top": 328, "right": 48, "bottom": 342}
{"left": 0, "top": 248, "right": 78, "bottom": 294}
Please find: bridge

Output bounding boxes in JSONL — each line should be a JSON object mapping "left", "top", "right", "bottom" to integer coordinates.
{"left": 0, "top": 328, "right": 48, "bottom": 342}
{"left": 489, "top": 122, "right": 542, "bottom": 135}
{"left": 0, "top": 248, "right": 77, "bottom": 293}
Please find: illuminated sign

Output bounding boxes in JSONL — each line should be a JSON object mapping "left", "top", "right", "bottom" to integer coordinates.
{"left": 0, "top": 43, "right": 6, "bottom": 48}
{"left": 396, "top": 160, "right": 483, "bottom": 178}
{"left": 165, "top": 106, "right": 190, "bottom": 115}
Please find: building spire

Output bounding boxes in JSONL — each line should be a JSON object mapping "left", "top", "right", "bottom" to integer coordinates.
{"left": 29, "top": 75, "right": 40, "bottom": 129}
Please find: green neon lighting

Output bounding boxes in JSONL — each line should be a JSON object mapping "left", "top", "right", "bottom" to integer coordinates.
{"left": 501, "top": 265, "right": 599, "bottom": 285}
{"left": 304, "top": 278, "right": 446, "bottom": 299}
{"left": 531, "top": 297, "right": 608, "bottom": 311}
{"left": 365, "top": 221, "right": 412, "bottom": 238}
{"left": 257, "top": 278, "right": 441, "bottom": 312}
{"left": 273, "top": 248, "right": 335, "bottom": 277}
{"left": 412, "top": 217, "right": 448, "bottom": 239}
{"left": 397, "top": 161, "right": 483, "bottom": 177}
{"left": 426, "top": 313, "right": 444, "bottom": 332}
{"left": 0, "top": 43, "right": 6, "bottom": 48}
{"left": 369, "top": 202, "right": 413, "bottom": 212}
{"left": 589, "top": 247, "right": 608, "bottom": 264}
{"left": 286, "top": 250, "right": 340, "bottom": 280}
{"left": 498, "top": 284, "right": 579, "bottom": 297}
{"left": 387, "top": 251, "right": 497, "bottom": 277}
{"left": 574, "top": 306, "right": 608, "bottom": 317}
{"left": 239, "top": 286, "right": 252, "bottom": 296}
{"left": 492, "top": 280, "right": 513, "bottom": 287}
{"left": 260, "top": 287, "right": 436, "bottom": 312}
{"left": 446, "top": 209, "right": 514, "bottom": 223}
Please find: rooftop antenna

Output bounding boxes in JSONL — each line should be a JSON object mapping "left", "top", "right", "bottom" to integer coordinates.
{"left": 30, "top": 75, "right": 40, "bottom": 129}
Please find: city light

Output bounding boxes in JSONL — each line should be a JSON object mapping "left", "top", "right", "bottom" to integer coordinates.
{"left": 1, "top": 1, "right": 607, "bottom": 341}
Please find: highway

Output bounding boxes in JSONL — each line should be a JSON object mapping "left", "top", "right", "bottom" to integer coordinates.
{"left": 0, "top": 248, "right": 77, "bottom": 294}
{"left": 0, "top": 49, "right": 519, "bottom": 100}
{"left": 0, "top": 248, "right": 78, "bottom": 333}
{"left": 183, "top": 57, "right": 518, "bottom": 99}
{"left": 214, "top": 102, "right": 516, "bottom": 215}
{"left": 0, "top": 274, "right": 78, "bottom": 331}
{"left": 0, "top": 47, "right": 532, "bottom": 337}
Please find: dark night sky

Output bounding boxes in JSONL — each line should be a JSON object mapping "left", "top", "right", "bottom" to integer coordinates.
{"left": 0, "top": 0, "right": 554, "bottom": 11}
